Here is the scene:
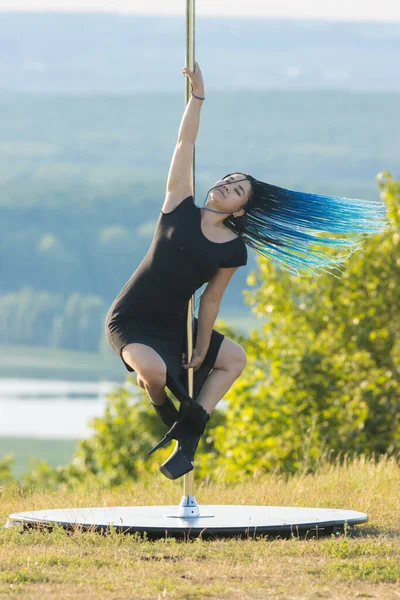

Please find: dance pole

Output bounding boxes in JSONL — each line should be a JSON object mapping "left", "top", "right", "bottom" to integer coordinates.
{"left": 183, "top": 0, "right": 196, "bottom": 501}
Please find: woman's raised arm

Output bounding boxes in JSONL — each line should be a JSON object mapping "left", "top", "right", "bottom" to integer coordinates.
{"left": 176, "top": 62, "right": 205, "bottom": 144}
{"left": 162, "top": 63, "right": 205, "bottom": 212}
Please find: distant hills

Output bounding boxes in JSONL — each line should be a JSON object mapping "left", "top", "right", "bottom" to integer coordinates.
{"left": 0, "top": 12, "right": 399, "bottom": 94}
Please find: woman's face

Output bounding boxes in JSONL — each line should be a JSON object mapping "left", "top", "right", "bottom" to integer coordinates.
{"left": 207, "top": 173, "right": 252, "bottom": 216}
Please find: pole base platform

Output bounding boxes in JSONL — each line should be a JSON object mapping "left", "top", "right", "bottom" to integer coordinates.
{"left": 6, "top": 500, "right": 368, "bottom": 539}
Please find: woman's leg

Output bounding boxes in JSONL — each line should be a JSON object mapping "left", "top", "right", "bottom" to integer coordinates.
{"left": 192, "top": 337, "right": 247, "bottom": 414}
{"left": 121, "top": 343, "right": 167, "bottom": 406}
{"left": 156, "top": 337, "right": 246, "bottom": 480}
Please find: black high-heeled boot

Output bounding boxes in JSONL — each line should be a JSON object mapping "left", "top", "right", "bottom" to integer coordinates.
{"left": 150, "top": 393, "right": 179, "bottom": 428}
{"left": 147, "top": 402, "right": 209, "bottom": 457}
{"left": 159, "top": 413, "right": 210, "bottom": 480}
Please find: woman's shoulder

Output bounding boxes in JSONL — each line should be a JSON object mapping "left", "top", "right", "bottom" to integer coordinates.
{"left": 220, "top": 236, "right": 248, "bottom": 268}
{"left": 161, "top": 194, "right": 194, "bottom": 215}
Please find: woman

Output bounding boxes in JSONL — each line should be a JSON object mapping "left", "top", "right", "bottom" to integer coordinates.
{"left": 105, "top": 62, "right": 388, "bottom": 481}
{"left": 105, "top": 63, "right": 252, "bottom": 481}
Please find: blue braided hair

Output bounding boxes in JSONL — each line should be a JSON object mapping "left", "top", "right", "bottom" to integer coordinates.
{"left": 217, "top": 172, "right": 389, "bottom": 278}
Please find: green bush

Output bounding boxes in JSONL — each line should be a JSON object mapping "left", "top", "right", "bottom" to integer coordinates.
{"left": 0, "top": 454, "right": 14, "bottom": 486}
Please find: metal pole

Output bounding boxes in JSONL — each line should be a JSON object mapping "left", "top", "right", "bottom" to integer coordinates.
{"left": 183, "top": 0, "right": 195, "bottom": 499}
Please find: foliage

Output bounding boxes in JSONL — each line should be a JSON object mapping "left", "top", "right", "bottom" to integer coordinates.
{"left": 0, "top": 287, "right": 107, "bottom": 352}
{"left": 0, "top": 454, "right": 14, "bottom": 486}
{"left": 211, "top": 170, "right": 400, "bottom": 479}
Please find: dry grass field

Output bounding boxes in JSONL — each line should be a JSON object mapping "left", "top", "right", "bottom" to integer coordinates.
{"left": 0, "top": 453, "right": 399, "bottom": 599}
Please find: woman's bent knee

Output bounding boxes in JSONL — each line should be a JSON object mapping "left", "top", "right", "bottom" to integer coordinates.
{"left": 142, "top": 368, "right": 167, "bottom": 389}
{"left": 122, "top": 343, "right": 167, "bottom": 387}
{"left": 232, "top": 346, "right": 247, "bottom": 376}
{"left": 214, "top": 337, "right": 247, "bottom": 375}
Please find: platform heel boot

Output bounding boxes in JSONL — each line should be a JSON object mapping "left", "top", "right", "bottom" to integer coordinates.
{"left": 150, "top": 393, "right": 179, "bottom": 428}
{"left": 147, "top": 402, "right": 209, "bottom": 463}
{"left": 159, "top": 411, "right": 210, "bottom": 480}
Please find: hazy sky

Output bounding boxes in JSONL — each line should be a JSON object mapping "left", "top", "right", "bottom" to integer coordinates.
{"left": 1, "top": 0, "right": 400, "bottom": 22}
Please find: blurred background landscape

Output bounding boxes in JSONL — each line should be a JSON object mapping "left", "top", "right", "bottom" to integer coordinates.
{"left": 0, "top": 11, "right": 399, "bottom": 479}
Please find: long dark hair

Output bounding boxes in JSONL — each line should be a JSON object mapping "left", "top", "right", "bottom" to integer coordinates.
{"left": 218, "top": 172, "right": 389, "bottom": 277}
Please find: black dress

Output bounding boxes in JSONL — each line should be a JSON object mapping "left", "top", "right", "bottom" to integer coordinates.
{"left": 105, "top": 195, "right": 248, "bottom": 406}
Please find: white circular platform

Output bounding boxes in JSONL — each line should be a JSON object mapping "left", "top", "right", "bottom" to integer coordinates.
{"left": 6, "top": 504, "right": 368, "bottom": 538}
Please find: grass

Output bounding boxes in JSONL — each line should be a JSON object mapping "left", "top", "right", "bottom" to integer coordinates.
{"left": 0, "top": 453, "right": 399, "bottom": 599}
